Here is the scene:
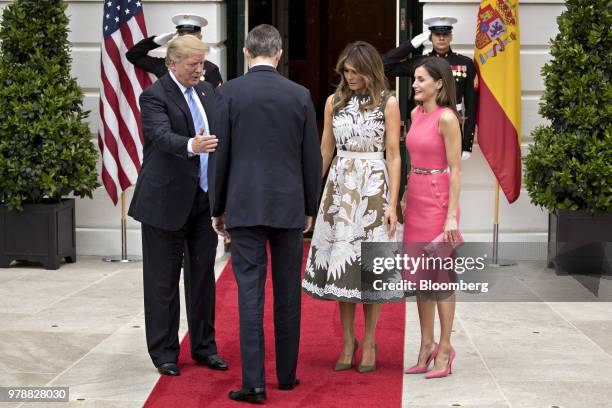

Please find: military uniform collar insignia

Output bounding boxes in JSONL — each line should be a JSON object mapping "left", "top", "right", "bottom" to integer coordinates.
{"left": 430, "top": 48, "right": 454, "bottom": 58}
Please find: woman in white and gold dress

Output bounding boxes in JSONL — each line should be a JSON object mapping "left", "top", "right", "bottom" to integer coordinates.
{"left": 302, "top": 41, "right": 402, "bottom": 373}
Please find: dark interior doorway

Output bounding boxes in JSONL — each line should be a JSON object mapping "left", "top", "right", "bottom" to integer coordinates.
{"left": 242, "top": 0, "right": 423, "bottom": 199}
{"left": 248, "top": 0, "right": 397, "bottom": 125}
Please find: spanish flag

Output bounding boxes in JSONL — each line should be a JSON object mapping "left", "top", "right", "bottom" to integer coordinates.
{"left": 474, "top": 0, "right": 522, "bottom": 203}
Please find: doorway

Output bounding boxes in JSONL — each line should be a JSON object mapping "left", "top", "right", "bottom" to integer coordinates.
{"left": 229, "top": 1, "right": 424, "bottom": 123}
{"left": 247, "top": 0, "right": 398, "bottom": 122}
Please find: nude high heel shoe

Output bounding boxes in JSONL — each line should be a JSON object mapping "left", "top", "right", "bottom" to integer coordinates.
{"left": 357, "top": 344, "right": 377, "bottom": 373}
{"left": 405, "top": 343, "right": 439, "bottom": 374}
{"left": 335, "top": 339, "right": 358, "bottom": 371}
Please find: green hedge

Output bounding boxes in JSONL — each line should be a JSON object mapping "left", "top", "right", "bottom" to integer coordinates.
{"left": 524, "top": 0, "right": 611, "bottom": 213}
{"left": 0, "top": 0, "right": 99, "bottom": 211}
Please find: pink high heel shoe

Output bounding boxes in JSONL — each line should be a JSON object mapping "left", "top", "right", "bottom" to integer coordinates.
{"left": 425, "top": 346, "right": 455, "bottom": 379}
{"left": 405, "top": 343, "right": 439, "bottom": 374}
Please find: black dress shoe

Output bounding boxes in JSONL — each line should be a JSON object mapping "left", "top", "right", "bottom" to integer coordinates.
{"left": 278, "top": 378, "right": 300, "bottom": 390}
{"left": 197, "top": 354, "right": 228, "bottom": 371}
{"left": 157, "top": 362, "right": 180, "bottom": 376}
{"left": 228, "top": 387, "right": 266, "bottom": 403}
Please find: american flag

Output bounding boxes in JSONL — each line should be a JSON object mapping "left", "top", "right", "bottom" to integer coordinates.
{"left": 99, "top": 0, "right": 152, "bottom": 204}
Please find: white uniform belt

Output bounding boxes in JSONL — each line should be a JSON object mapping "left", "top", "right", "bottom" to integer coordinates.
{"left": 337, "top": 150, "right": 384, "bottom": 160}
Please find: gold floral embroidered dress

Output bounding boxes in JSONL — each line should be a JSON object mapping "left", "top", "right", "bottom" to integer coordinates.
{"left": 302, "top": 92, "right": 402, "bottom": 303}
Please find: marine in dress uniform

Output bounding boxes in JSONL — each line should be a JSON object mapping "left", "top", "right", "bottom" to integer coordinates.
{"left": 126, "top": 14, "right": 223, "bottom": 88}
{"left": 383, "top": 16, "right": 478, "bottom": 158}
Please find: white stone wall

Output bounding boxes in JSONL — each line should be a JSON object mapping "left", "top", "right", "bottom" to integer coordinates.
{"left": 422, "top": 0, "right": 565, "bottom": 241}
{"left": 0, "top": 0, "right": 226, "bottom": 256}
{"left": 0, "top": 0, "right": 565, "bottom": 255}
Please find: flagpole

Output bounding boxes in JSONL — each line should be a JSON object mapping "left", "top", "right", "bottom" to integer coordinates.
{"left": 489, "top": 182, "right": 517, "bottom": 267}
{"left": 102, "top": 191, "right": 141, "bottom": 263}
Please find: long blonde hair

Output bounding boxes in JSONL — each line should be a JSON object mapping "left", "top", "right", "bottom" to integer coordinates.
{"left": 333, "top": 41, "right": 388, "bottom": 112}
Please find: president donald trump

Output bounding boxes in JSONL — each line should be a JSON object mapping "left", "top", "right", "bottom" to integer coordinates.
{"left": 129, "top": 35, "right": 227, "bottom": 376}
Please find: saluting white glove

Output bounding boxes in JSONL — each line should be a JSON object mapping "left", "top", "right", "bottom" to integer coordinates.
{"left": 153, "top": 32, "right": 175, "bottom": 46}
{"left": 461, "top": 151, "right": 471, "bottom": 160}
{"left": 410, "top": 32, "right": 429, "bottom": 48}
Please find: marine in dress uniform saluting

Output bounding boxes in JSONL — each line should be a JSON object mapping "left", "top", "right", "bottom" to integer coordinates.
{"left": 383, "top": 16, "right": 478, "bottom": 158}
{"left": 126, "top": 14, "right": 223, "bottom": 88}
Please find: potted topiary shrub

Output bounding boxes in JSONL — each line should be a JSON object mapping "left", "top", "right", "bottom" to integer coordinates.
{"left": 0, "top": 0, "right": 99, "bottom": 269}
{"left": 524, "top": 0, "right": 611, "bottom": 274}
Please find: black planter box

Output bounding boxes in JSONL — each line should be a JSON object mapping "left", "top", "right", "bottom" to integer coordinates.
{"left": 548, "top": 209, "right": 612, "bottom": 274}
{"left": 0, "top": 199, "right": 76, "bottom": 270}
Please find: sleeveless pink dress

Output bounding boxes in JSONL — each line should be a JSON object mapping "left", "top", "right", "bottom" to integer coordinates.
{"left": 403, "top": 106, "right": 460, "bottom": 244}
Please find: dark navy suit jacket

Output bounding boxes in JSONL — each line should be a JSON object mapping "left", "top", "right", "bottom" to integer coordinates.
{"left": 209, "top": 65, "right": 322, "bottom": 229}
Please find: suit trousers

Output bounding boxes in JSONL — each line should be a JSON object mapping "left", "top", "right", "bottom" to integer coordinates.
{"left": 141, "top": 189, "right": 218, "bottom": 367}
{"left": 229, "top": 226, "right": 303, "bottom": 389}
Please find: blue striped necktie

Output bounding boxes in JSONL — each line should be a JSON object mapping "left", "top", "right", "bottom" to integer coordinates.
{"left": 185, "top": 88, "right": 209, "bottom": 192}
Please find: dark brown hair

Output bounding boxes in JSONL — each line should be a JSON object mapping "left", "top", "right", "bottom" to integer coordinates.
{"left": 414, "top": 57, "right": 459, "bottom": 119}
{"left": 333, "top": 41, "right": 388, "bottom": 112}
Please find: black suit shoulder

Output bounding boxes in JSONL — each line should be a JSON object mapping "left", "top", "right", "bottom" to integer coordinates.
{"left": 222, "top": 69, "right": 309, "bottom": 99}
{"left": 215, "top": 73, "right": 245, "bottom": 97}
{"left": 139, "top": 74, "right": 168, "bottom": 103}
{"left": 143, "top": 74, "right": 165, "bottom": 93}
{"left": 197, "top": 78, "right": 215, "bottom": 94}
{"left": 450, "top": 52, "right": 476, "bottom": 66}
{"left": 126, "top": 36, "right": 168, "bottom": 79}
{"left": 219, "top": 71, "right": 248, "bottom": 87}
{"left": 283, "top": 76, "right": 311, "bottom": 97}
{"left": 383, "top": 40, "right": 425, "bottom": 78}
{"left": 204, "top": 61, "right": 223, "bottom": 87}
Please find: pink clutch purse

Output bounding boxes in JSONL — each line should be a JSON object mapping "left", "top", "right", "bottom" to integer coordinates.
{"left": 424, "top": 231, "right": 464, "bottom": 258}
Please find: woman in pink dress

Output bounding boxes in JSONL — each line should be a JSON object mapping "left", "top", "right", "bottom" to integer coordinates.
{"left": 402, "top": 57, "right": 462, "bottom": 379}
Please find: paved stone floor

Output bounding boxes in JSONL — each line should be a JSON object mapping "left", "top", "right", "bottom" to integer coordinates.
{"left": 0, "top": 256, "right": 228, "bottom": 408}
{"left": 403, "top": 262, "right": 612, "bottom": 408}
{"left": 0, "top": 256, "right": 611, "bottom": 407}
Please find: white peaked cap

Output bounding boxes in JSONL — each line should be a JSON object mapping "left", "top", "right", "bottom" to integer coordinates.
{"left": 172, "top": 14, "right": 208, "bottom": 29}
{"left": 424, "top": 16, "right": 458, "bottom": 32}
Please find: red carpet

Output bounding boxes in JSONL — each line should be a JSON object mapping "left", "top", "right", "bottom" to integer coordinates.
{"left": 144, "top": 243, "right": 406, "bottom": 407}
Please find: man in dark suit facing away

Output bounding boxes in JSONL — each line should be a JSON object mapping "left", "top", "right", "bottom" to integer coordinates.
{"left": 209, "top": 24, "right": 322, "bottom": 403}
{"left": 128, "top": 35, "right": 227, "bottom": 376}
